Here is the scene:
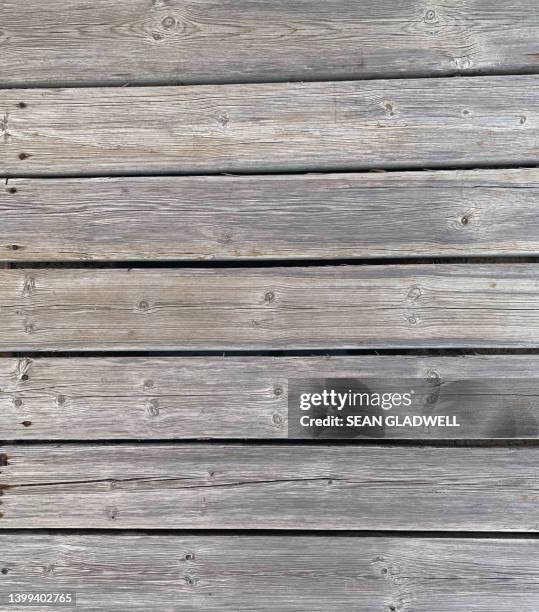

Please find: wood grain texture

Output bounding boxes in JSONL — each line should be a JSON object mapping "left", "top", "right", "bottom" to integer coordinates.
{"left": 1, "top": 265, "right": 539, "bottom": 350}
{"left": 0, "top": 444, "right": 536, "bottom": 529}
{"left": 1, "top": 1, "right": 539, "bottom": 86}
{"left": 1, "top": 77, "right": 538, "bottom": 176}
{"left": 1, "top": 355, "right": 539, "bottom": 440}
{"left": 0, "top": 535, "right": 537, "bottom": 611}
{"left": 2, "top": 169, "right": 539, "bottom": 261}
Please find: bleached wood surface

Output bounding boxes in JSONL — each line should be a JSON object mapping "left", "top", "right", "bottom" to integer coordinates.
{"left": 2, "top": 169, "right": 539, "bottom": 261}
{"left": 0, "top": 443, "right": 536, "bottom": 530}
{"left": 0, "top": 535, "right": 537, "bottom": 611}
{"left": 1, "top": 355, "right": 538, "bottom": 439}
{"left": 1, "top": 0, "right": 538, "bottom": 86}
{"left": 1, "top": 265, "right": 538, "bottom": 350}
{"left": 1, "top": 77, "right": 538, "bottom": 176}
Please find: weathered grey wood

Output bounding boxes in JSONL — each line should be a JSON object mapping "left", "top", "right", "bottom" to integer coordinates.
{"left": 2, "top": 169, "right": 539, "bottom": 261}
{"left": 1, "top": 1, "right": 538, "bottom": 87}
{"left": 1, "top": 265, "right": 539, "bottom": 350}
{"left": 0, "top": 444, "right": 536, "bottom": 529}
{"left": 0, "top": 535, "right": 537, "bottom": 611}
{"left": 1, "top": 77, "right": 538, "bottom": 176}
{"left": 0, "top": 263, "right": 10, "bottom": 359}
{"left": 1, "top": 355, "right": 539, "bottom": 440}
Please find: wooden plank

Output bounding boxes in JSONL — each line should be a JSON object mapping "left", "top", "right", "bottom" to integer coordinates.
{"left": 0, "top": 262, "right": 9, "bottom": 359}
{"left": 2, "top": 169, "right": 539, "bottom": 261}
{"left": 0, "top": 443, "right": 536, "bottom": 529}
{"left": 1, "top": 77, "right": 538, "bottom": 176}
{"left": 1, "top": 355, "right": 539, "bottom": 440}
{"left": 0, "top": 535, "right": 537, "bottom": 611}
{"left": 0, "top": 265, "right": 538, "bottom": 350}
{"left": 1, "top": 1, "right": 538, "bottom": 87}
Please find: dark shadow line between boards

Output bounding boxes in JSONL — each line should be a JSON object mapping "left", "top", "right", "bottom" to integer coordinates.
{"left": 5, "top": 256, "right": 539, "bottom": 269}
{"left": 2, "top": 161, "right": 539, "bottom": 180}
{"left": 3, "top": 162, "right": 539, "bottom": 184}
{"left": 0, "top": 439, "right": 537, "bottom": 447}
{"left": 6, "top": 348, "right": 539, "bottom": 358}
{"left": 1, "top": 66, "right": 538, "bottom": 90}
{"left": 0, "top": 528, "right": 535, "bottom": 539}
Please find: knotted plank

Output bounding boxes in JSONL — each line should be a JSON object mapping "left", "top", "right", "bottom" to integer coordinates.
{"left": 0, "top": 265, "right": 538, "bottom": 350}
{"left": 2, "top": 169, "right": 538, "bottom": 261}
{"left": 0, "top": 444, "right": 536, "bottom": 529}
{"left": 1, "top": 76, "right": 538, "bottom": 176}
{"left": 1, "top": 1, "right": 538, "bottom": 86}
{"left": 0, "top": 535, "right": 537, "bottom": 610}
{"left": 1, "top": 355, "right": 538, "bottom": 439}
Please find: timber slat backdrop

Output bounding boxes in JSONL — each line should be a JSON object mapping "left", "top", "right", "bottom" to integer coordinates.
{"left": 1, "top": 536, "right": 537, "bottom": 611}
{"left": 1, "top": 0, "right": 539, "bottom": 86}
{"left": 1, "top": 76, "right": 538, "bottom": 176}
{"left": 2, "top": 355, "right": 539, "bottom": 440}
{"left": 1, "top": 0, "right": 539, "bottom": 608}
{"left": 0, "top": 444, "right": 537, "bottom": 530}
{"left": 1, "top": 169, "right": 538, "bottom": 261}
{"left": 1, "top": 265, "right": 539, "bottom": 350}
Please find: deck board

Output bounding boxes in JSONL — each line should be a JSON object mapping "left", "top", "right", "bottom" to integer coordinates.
{"left": 1, "top": 0, "right": 538, "bottom": 87}
{"left": 0, "top": 535, "right": 537, "bottom": 611}
{"left": 1, "top": 265, "right": 538, "bottom": 350}
{"left": 2, "top": 169, "right": 539, "bottom": 261}
{"left": 0, "top": 444, "right": 536, "bottom": 530}
{"left": 1, "top": 76, "right": 538, "bottom": 176}
{"left": 1, "top": 355, "right": 539, "bottom": 440}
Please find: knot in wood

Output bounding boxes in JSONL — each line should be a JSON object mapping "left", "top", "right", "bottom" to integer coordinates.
{"left": 147, "top": 398, "right": 160, "bottom": 417}
{"left": 162, "top": 16, "right": 176, "bottom": 28}
{"left": 407, "top": 285, "right": 421, "bottom": 300}
{"left": 424, "top": 9, "right": 437, "bottom": 23}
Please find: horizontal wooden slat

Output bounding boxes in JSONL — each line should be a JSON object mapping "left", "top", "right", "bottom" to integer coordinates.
{"left": 1, "top": 1, "right": 539, "bottom": 86}
{"left": 1, "top": 265, "right": 538, "bottom": 350}
{"left": 0, "top": 444, "right": 536, "bottom": 529}
{"left": 0, "top": 536, "right": 537, "bottom": 611}
{"left": 1, "top": 77, "right": 538, "bottom": 176}
{"left": 1, "top": 355, "right": 539, "bottom": 440}
{"left": 2, "top": 169, "right": 539, "bottom": 261}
